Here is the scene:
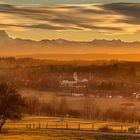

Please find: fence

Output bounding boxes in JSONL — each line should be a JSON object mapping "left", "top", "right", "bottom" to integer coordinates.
{"left": 25, "top": 122, "right": 139, "bottom": 133}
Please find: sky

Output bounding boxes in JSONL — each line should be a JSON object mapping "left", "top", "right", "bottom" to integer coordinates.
{"left": 0, "top": 0, "right": 140, "bottom": 41}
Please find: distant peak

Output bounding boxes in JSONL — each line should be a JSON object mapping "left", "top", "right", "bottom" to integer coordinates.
{"left": 53, "top": 38, "right": 68, "bottom": 44}
{"left": 0, "top": 30, "right": 10, "bottom": 40}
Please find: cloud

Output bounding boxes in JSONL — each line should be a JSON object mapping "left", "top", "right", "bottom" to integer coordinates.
{"left": 0, "top": 3, "right": 139, "bottom": 34}
{"left": 102, "top": 3, "right": 140, "bottom": 25}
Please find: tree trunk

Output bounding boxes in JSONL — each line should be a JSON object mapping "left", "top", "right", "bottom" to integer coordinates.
{"left": 0, "top": 118, "right": 6, "bottom": 133}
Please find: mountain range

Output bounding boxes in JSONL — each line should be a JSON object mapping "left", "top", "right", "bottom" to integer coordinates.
{"left": 1, "top": 30, "right": 140, "bottom": 60}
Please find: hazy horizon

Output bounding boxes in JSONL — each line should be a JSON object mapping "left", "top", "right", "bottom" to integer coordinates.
{"left": 0, "top": 1, "right": 139, "bottom": 42}
{"left": 0, "top": 1, "right": 140, "bottom": 60}
{"left": 1, "top": 1, "right": 140, "bottom": 139}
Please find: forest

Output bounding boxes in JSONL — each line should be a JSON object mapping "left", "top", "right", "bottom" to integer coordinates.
{"left": 0, "top": 57, "right": 139, "bottom": 97}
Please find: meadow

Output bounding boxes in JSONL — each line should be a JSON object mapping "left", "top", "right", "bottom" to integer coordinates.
{"left": 5, "top": 116, "right": 137, "bottom": 131}
{"left": 1, "top": 116, "right": 140, "bottom": 140}
{"left": 1, "top": 129, "right": 140, "bottom": 140}
{"left": 2, "top": 89, "right": 140, "bottom": 140}
{"left": 21, "top": 89, "right": 140, "bottom": 111}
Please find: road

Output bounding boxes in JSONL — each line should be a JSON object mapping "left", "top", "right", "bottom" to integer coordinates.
{"left": 46, "top": 128, "right": 140, "bottom": 137}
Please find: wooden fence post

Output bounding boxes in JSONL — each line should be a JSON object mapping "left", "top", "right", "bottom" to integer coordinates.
{"left": 92, "top": 123, "right": 94, "bottom": 131}
{"left": 78, "top": 123, "right": 80, "bottom": 130}
{"left": 29, "top": 124, "right": 31, "bottom": 129}
{"left": 26, "top": 124, "right": 28, "bottom": 129}
{"left": 33, "top": 124, "right": 36, "bottom": 129}
{"left": 46, "top": 123, "right": 48, "bottom": 129}
{"left": 121, "top": 125, "right": 123, "bottom": 133}
{"left": 66, "top": 123, "right": 68, "bottom": 130}
{"left": 136, "top": 126, "right": 139, "bottom": 133}
{"left": 38, "top": 123, "right": 41, "bottom": 129}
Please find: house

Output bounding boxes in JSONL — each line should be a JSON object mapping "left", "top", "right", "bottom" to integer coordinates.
{"left": 81, "top": 78, "right": 88, "bottom": 83}
{"left": 132, "top": 93, "right": 140, "bottom": 100}
{"left": 60, "top": 72, "right": 89, "bottom": 96}
{"left": 60, "top": 72, "right": 88, "bottom": 88}
{"left": 60, "top": 79, "right": 77, "bottom": 87}
{"left": 60, "top": 72, "right": 78, "bottom": 87}
{"left": 71, "top": 93, "right": 84, "bottom": 97}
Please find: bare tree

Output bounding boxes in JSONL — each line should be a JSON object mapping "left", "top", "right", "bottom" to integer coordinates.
{"left": 24, "top": 96, "right": 41, "bottom": 115}
{"left": 84, "top": 97, "right": 95, "bottom": 120}
{"left": 58, "top": 97, "right": 68, "bottom": 116}
{"left": 50, "top": 93, "right": 58, "bottom": 116}
{"left": 0, "top": 81, "right": 25, "bottom": 132}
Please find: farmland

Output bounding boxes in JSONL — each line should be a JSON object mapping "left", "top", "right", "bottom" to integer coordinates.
{"left": 1, "top": 129, "right": 140, "bottom": 140}
{"left": 1, "top": 116, "right": 140, "bottom": 140}
{"left": 1, "top": 58, "right": 140, "bottom": 139}
{"left": 5, "top": 116, "right": 137, "bottom": 131}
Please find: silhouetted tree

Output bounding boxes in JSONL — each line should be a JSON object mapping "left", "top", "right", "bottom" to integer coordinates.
{"left": 0, "top": 82, "right": 25, "bottom": 132}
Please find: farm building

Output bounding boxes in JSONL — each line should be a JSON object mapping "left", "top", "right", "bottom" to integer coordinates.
{"left": 60, "top": 72, "right": 88, "bottom": 96}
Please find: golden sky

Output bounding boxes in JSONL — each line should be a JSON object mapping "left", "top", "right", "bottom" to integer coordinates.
{"left": 0, "top": 1, "right": 140, "bottom": 41}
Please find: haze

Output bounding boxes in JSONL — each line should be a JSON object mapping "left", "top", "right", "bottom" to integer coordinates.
{"left": 0, "top": 0, "right": 140, "bottom": 60}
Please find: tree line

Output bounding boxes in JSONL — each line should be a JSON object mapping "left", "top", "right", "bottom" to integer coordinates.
{"left": 0, "top": 81, "right": 140, "bottom": 133}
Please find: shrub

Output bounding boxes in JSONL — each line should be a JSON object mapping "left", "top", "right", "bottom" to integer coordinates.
{"left": 98, "top": 126, "right": 113, "bottom": 132}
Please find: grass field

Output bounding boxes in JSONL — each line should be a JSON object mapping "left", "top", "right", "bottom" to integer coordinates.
{"left": 1, "top": 116, "right": 140, "bottom": 140}
{"left": 6, "top": 89, "right": 139, "bottom": 139}
{"left": 4, "top": 116, "right": 138, "bottom": 131}
{"left": 1, "top": 129, "right": 140, "bottom": 140}
{"left": 21, "top": 89, "right": 140, "bottom": 111}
